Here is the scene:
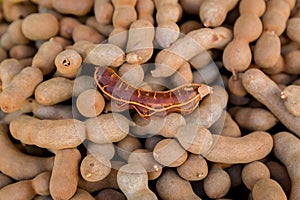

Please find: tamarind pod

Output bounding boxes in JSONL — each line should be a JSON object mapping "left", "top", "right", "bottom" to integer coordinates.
{"left": 242, "top": 68, "right": 300, "bottom": 137}
{"left": 95, "top": 66, "right": 212, "bottom": 119}
{"left": 10, "top": 115, "right": 86, "bottom": 149}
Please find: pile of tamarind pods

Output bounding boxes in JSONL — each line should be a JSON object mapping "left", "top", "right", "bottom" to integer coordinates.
{"left": 0, "top": 0, "right": 300, "bottom": 199}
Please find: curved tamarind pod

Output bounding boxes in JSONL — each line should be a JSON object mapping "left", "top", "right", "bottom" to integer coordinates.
{"left": 94, "top": 67, "right": 212, "bottom": 119}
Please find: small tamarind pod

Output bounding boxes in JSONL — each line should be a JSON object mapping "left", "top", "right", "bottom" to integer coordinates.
{"left": 50, "top": 148, "right": 81, "bottom": 200}
{"left": 189, "top": 50, "right": 217, "bottom": 69}
{"left": 0, "top": 105, "right": 31, "bottom": 125}
{"left": 199, "top": 0, "right": 239, "bottom": 27}
{"left": 280, "top": 85, "right": 300, "bottom": 117}
{"left": 118, "top": 63, "right": 144, "bottom": 86}
{"left": 108, "top": 27, "right": 128, "bottom": 50}
{"left": 51, "top": 0, "right": 93, "bottom": 16}
{"left": 252, "top": 178, "right": 287, "bottom": 200}
{"left": 266, "top": 161, "right": 291, "bottom": 194}
{"left": 95, "top": 188, "right": 126, "bottom": 200}
{"left": 32, "top": 39, "right": 63, "bottom": 75}
{"left": 59, "top": 17, "right": 80, "bottom": 39}
{"left": 50, "top": 36, "right": 72, "bottom": 48}
{"left": 22, "top": 13, "right": 59, "bottom": 41}
{"left": 269, "top": 72, "right": 297, "bottom": 86}
{"left": 177, "top": 154, "right": 208, "bottom": 181}
{"left": 262, "top": 11, "right": 286, "bottom": 35}
{"left": 128, "top": 149, "right": 163, "bottom": 180}
{"left": 171, "top": 61, "right": 193, "bottom": 87}
{"left": 157, "top": 113, "right": 186, "bottom": 138}
{"left": 9, "top": 44, "right": 36, "bottom": 59}
{"left": 0, "top": 66, "right": 43, "bottom": 113}
{"left": 287, "top": 17, "right": 300, "bottom": 44}
{"left": 94, "top": 0, "right": 114, "bottom": 25}
{"left": 229, "top": 95, "right": 250, "bottom": 110}
{"left": 76, "top": 89, "right": 105, "bottom": 118}
{"left": 153, "top": 138, "right": 188, "bottom": 167}
{"left": 85, "top": 113, "right": 130, "bottom": 144}
{"left": 73, "top": 75, "right": 96, "bottom": 97}
{"left": 156, "top": 22, "right": 181, "bottom": 48}
{"left": 85, "top": 16, "right": 114, "bottom": 37}
{"left": 207, "top": 109, "right": 226, "bottom": 135}
{"left": 111, "top": 0, "right": 137, "bottom": 29}
{"left": 0, "top": 124, "right": 53, "bottom": 180}
{"left": 72, "top": 24, "right": 105, "bottom": 44}
{"left": 180, "top": 20, "right": 202, "bottom": 35}
{"left": 122, "top": 113, "right": 175, "bottom": 137}
{"left": 117, "top": 163, "right": 158, "bottom": 200}
{"left": 0, "top": 172, "right": 51, "bottom": 200}
{"left": 226, "top": 164, "right": 243, "bottom": 188}
{"left": 116, "top": 135, "right": 142, "bottom": 161}
{"left": 176, "top": 124, "right": 213, "bottom": 155}
{"left": 2, "top": 0, "right": 37, "bottom": 22}
{"left": 242, "top": 68, "right": 300, "bottom": 137}
{"left": 85, "top": 43, "right": 125, "bottom": 67}
{"left": 254, "top": 31, "right": 281, "bottom": 69}
{"left": 180, "top": 0, "right": 202, "bottom": 15}
{"left": 154, "top": 0, "right": 182, "bottom": 48}
{"left": 281, "top": 40, "right": 300, "bottom": 55}
{"left": 0, "top": 58, "right": 23, "bottom": 89}
{"left": 130, "top": 112, "right": 176, "bottom": 137}
{"left": 220, "top": 112, "right": 241, "bottom": 137}
{"left": 242, "top": 161, "right": 270, "bottom": 190}
{"left": 136, "top": 0, "right": 154, "bottom": 24}
{"left": 0, "top": 33, "right": 14, "bottom": 50}
{"left": 254, "top": 0, "right": 294, "bottom": 70}
{"left": 31, "top": 100, "right": 73, "bottom": 120}
{"left": 232, "top": 107, "right": 278, "bottom": 131}
{"left": 87, "top": 141, "right": 115, "bottom": 160}
{"left": 223, "top": 0, "right": 265, "bottom": 75}
{"left": 234, "top": 14, "right": 263, "bottom": 41}
{"left": 262, "top": 0, "right": 293, "bottom": 34}
{"left": 193, "top": 62, "right": 222, "bottom": 85}
{"left": 205, "top": 131, "right": 273, "bottom": 164}
{"left": 78, "top": 160, "right": 122, "bottom": 193}
{"left": 273, "top": 132, "right": 300, "bottom": 200}
{"left": 5, "top": 19, "right": 29, "bottom": 45}
{"left": 204, "top": 164, "right": 231, "bottom": 199}
{"left": 125, "top": 19, "right": 155, "bottom": 64}
{"left": 54, "top": 49, "right": 82, "bottom": 79}
{"left": 108, "top": 0, "right": 137, "bottom": 49}
{"left": 10, "top": 115, "right": 86, "bottom": 149}
{"left": 70, "top": 189, "right": 94, "bottom": 200}
{"left": 34, "top": 77, "right": 74, "bottom": 106}
{"left": 80, "top": 153, "right": 111, "bottom": 182}
{"left": 223, "top": 39, "right": 252, "bottom": 75}
{"left": 156, "top": 169, "right": 201, "bottom": 200}
{"left": 152, "top": 27, "right": 232, "bottom": 77}
{"left": 145, "top": 135, "right": 164, "bottom": 152}
{"left": 283, "top": 50, "right": 300, "bottom": 74}
{"left": 228, "top": 73, "right": 247, "bottom": 97}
